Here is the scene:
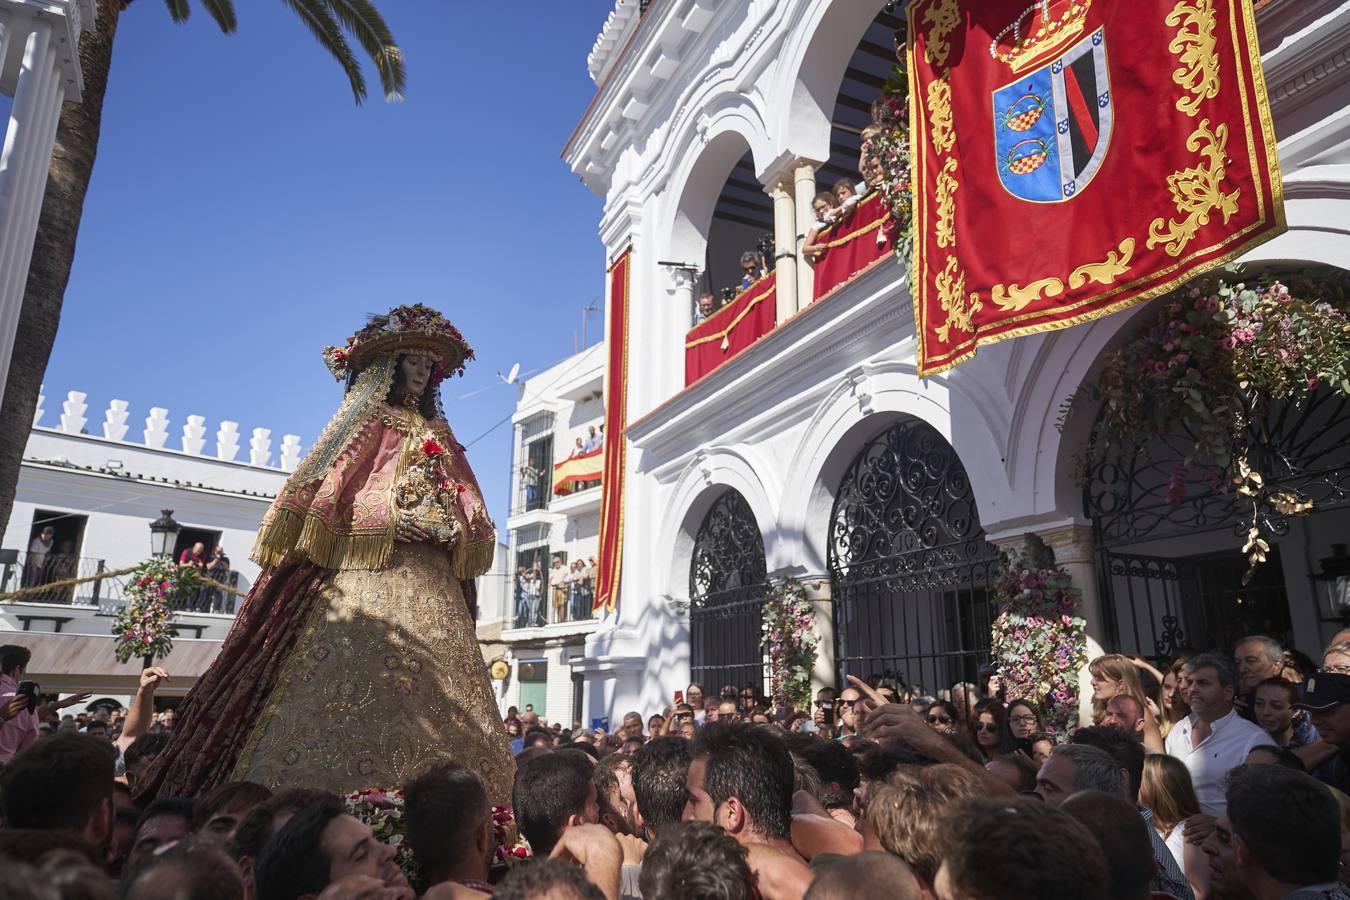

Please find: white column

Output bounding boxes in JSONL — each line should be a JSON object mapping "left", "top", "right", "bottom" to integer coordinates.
{"left": 793, "top": 161, "right": 819, "bottom": 306}
{"left": 0, "top": 17, "right": 63, "bottom": 405}
{"left": 1036, "top": 524, "right": 1107, "bottom": 727}
{"left": 769, "top": 177, "right": 797, "bottom": 323}
{"left": 667, "top": 265, "right": 696, "bottom": 331}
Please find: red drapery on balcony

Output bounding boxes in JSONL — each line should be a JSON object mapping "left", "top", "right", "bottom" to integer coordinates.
{"left": 594, "top": 248, "right": 630, "bottom": 613}
{"left": 553, "top": 448, "right": 603, "bottom": 495}
{"left": 812, "top": 192, "right": 894, "bottom": 301}
{"left": 684, "top": 273, "right": 776, "bottom": 386}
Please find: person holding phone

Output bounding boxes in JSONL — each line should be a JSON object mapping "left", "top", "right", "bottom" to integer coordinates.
{"left": 0, "top": 644, "right": 91, "bottom": 764}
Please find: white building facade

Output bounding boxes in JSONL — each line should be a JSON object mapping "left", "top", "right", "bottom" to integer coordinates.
{"left": 480, "top": 342, "right": 608, "bottom": 726}
{"left": 564, "top": 0, "right": 1350, "bottom": 722}
{"left": 0, "top": 389, "right": 300, "bottom": 700}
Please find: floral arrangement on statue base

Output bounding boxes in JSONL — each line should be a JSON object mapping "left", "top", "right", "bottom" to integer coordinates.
{"left": 1075, "top": 276, "right": 1350, "bottom": 581}
{"left": 989, "top": 551, "right": 1088, "bottom": 735}
{"left": 343, "top": 789, "right": 530, "bottom": 885}
{"left": 761, "top": 579, "right": 819, "bottom": 712}
{"left": 111, "top": 558, "right": 201, "bottom": 664}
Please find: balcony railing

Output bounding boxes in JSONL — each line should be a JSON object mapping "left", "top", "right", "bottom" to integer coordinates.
{"left": 512, "top": 572, "right": 599, "bottom": 629}
{"left": 0, "top": 551, "right": 241, "bottom": 615}
{"left": 685, "top": 272, "right": 777, "bottom": 386}
{"left": 512, "top": 464, "right": 553, "bottom": 516}
{"left": 809, "top": 191, "right": 894, "bottom": 301}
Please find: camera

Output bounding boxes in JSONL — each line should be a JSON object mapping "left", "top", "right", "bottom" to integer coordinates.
{"left": 16, "top": 680, "right": 38, "bottom": 713}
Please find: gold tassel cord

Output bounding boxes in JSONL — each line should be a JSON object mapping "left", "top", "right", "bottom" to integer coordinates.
{"left": 0, "top": 567, "right": 248, "bottom": 602}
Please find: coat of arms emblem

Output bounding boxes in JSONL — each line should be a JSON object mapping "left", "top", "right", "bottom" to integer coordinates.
{"left": 991, "top": 1, "right": 1112, "bottom": 203}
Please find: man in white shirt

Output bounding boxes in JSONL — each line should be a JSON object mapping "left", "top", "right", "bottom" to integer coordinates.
{"left": 1164, "top": 652, "right": 1269, "bottom": 816}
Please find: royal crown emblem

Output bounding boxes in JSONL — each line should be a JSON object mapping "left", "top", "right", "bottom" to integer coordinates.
{"left": 989, "top": 0, "right": 1092, "bottom": 73}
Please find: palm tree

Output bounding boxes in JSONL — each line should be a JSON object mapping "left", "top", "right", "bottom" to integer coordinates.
{"left": 0, "top": 0, "right": 404, "bottom": 532}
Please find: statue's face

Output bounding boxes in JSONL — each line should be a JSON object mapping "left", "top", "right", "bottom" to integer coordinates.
{"left": 400, "top": 354, "right": 434, "bottom": 399}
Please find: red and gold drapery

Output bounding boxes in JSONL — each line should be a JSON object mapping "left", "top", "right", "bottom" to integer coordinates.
{"left": 813, "top": 192, "right": 894, "bottom": 301}
{"left": 684, "top": 273, "right": 777, "bottom": 386}
{"left": 554, "top": 448, "right": 603, "bottom": 496}
{"left": 594, "top": 248, "right": 631, "bottom": 612}
{"left": 909, "top": 0, "right": 1284, "bottom": 376}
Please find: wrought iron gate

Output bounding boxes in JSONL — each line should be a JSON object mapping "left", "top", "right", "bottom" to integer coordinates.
{"left": 689, "top": 490, "right": 768, "bottom": 692}
{"left": 1088, "top": 388, "right": 1350, "bottom": 660}
{"left": 828, "top": 418, "right": 1003, "bottom": 695}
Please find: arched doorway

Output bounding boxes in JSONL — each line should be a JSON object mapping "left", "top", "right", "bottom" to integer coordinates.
{"left": 689, "top": 489, "right": 768, "bottom": 694}
{"left": 828, "top": 418, "right": 1003, "bottom": 696}
{"left": 1088, "top": 388, "right": 1350, "bottom": 661}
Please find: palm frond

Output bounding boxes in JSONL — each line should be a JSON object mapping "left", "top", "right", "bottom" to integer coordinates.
{"left": 322, "top": 0, "right": 406, "bottom": 100}
{"left": 281, "top": 0, "right": 367, "bottom": 103}
{"left": 197, "top": 0, "right": 238, "bottom": 33}
{"left": 163, "top": 0, "right": 191, "bottom": 23}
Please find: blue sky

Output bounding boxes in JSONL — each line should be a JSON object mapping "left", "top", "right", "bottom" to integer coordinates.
{"left": 41, "top": 0, "right": 616, "bottom": 536}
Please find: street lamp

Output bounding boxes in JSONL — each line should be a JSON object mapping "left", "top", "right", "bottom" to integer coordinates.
{"left": 1313, "top": 544, "right": 1350, "bottom": 624}
{"left": 149, "top": 510, "right": 180, "bottom": 559}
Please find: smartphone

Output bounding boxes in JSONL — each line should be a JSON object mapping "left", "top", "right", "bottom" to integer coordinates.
{"left": 674, "top": 690, "right": 684, "bottom": 706}
{"left": 823, "top": 704, "right": 836, "bottom": 726}
{"left": 16, "top": 680, "right": 38, "bottom": 713}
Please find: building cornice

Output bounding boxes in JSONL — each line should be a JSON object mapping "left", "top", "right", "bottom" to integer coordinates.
{"left": 1261, "top": 1, "right": 1350, "bottom": 116}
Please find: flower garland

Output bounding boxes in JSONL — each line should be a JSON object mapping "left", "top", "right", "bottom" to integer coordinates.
{"left": 1077, "top": 277, "right": 1350, "bottom": 577}
{"left": 111, "top": 559, "right": 200, "bottom": 664}
{"left": 988, "top": 552, "right": 1087, "bottom": 734}
{"left": 868, "top": 54, "right": 914, "bottom": 278}
{"left": 761, "top": 580, "right": 818, "bottom": 710}
{"left": 344, "top": 789, "right": 530, "bottom": 885}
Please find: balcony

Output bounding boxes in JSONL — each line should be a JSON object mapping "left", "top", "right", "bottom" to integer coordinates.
{"left": 0, "top": 551, "right": 241, "bottom": 617}
{"left": 682, "top": 193, "right": 895, "bottom": 387}
{"left": 551, "top": 448, "right": 603, "bottom": 515}
{"left": 505, "top": 571, "right": 601, "bottom": 639}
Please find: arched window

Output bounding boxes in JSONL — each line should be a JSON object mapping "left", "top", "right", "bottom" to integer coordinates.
{"left": 689, "top": 490, "right": 768, "bottom": 696}
{"left": 828, "top": 418, "right": 1002, "bottom": 695}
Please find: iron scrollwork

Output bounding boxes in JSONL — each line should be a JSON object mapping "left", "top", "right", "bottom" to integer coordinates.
{"left": 689, "top": 491, "right": 768, "bottom": 607}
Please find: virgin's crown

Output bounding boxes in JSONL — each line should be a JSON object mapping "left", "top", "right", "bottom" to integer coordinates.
{"left": 990, "top": 0, "right": 1091, "bottom": 73}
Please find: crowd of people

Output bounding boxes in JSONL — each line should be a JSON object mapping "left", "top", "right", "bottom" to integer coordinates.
{"left": 515, "top": 557, "right": 598, "bottom": 628}
{"left": 176, "top": 542, "right": 235, "bottom": 614}
{"left": 4, "top": 628, "right": 1350, "bottom": 899}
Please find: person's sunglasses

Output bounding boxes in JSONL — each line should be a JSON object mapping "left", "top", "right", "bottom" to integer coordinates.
{"left": 927, "top": 715, "right": 953, "bottom": 725}
{"left": 975, "top": 722, "right": 1000, "bottom": 733}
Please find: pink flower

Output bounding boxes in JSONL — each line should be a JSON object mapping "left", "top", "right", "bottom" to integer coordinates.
{"left": 1219, "top": 336, "right": 1238, "bottom": 351}
{"left": 1233, "top": 328, "right": 1255, "bottom": 345}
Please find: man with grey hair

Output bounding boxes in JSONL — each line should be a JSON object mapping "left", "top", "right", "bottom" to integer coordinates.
{"left": 1234, "top": 635, "right": 1285, "bottom": 720}
{"left": 1165, "top": 652, "right": 1269, "bottom": 816}
{"left": 1034, "top": 743, "right": 1124, "bottom": 806}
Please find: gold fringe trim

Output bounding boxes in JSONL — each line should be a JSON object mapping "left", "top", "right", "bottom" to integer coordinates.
{"left": 685, "top": 284, "right": 776, "bottom": 349}
{"left": 251, "top": 506, "right": 395, "bottom": 572}
{"left": 453, "top": 537, "right": 496, "bottom": 581}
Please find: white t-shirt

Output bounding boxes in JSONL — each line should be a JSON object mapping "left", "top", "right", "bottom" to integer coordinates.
{"left": 1164, "top": 707, "right": 1269, "bottom": 815}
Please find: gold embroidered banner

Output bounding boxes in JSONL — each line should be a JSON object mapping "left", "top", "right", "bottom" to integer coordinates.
{"left": 909, "top": 0, "right": 1284, "bottom": 375}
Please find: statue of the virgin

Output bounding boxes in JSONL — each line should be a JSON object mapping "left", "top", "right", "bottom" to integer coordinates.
{"left": 139, "top": 305, "right": 515, "bottom": 802}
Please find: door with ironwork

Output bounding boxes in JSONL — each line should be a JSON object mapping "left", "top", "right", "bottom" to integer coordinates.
{"left": 689, "top": 490, "right": 768, "bottom": 694}
{"left": 828, "top": 418, "right": 1003, "bottom": 696}
{"left": 1088, "top": 389, "right": 1350, "bottom": 659}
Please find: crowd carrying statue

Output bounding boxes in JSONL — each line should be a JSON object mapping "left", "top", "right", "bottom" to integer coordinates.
{"left": 139, "top": 305, "right": 515, "bottom": 802}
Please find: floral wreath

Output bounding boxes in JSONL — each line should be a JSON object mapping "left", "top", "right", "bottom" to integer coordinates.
{"left": 322, "top": 304, "right": 475, "bottom": 383}
{"left": 761, "top": 579, "right": 819, "bottom": 710}
{"left": 988, "top": 550, "right": 1087, "bottom": 734}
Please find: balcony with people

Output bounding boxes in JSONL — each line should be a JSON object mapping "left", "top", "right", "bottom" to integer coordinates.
{"left": 506, "top": 548, "right": 600, "bottom": 636}
{"left": 676, "top": 8, "right": 903, "bottom": 388}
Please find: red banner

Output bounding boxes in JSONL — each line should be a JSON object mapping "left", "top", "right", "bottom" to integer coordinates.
{"left": 595, "top": 248, "right": 630, "bottom": 612}
{"left": 813, "top": 192, "right": 895, "bottom": 300}
{"left": 554, "top": 448, "right": 603, "bottom": 496}
{"left": 684, "top": 274, "right": 777, "bottom": 386}
{"left": 910, "top": 0, "right": 1283, "bottom": 376}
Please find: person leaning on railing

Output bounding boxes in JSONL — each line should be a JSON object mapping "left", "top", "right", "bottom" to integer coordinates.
{"left": 802, "top": 191, "right": 839, "bottom": 264}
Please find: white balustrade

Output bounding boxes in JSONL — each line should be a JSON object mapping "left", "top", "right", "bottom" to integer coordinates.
{"left": 216, "top": 421, "right": 241, "bottom": 461}
{"left": 249, "top": 428, "right": 272, "bottom": 467}
{"left": 102, "top": 399, "right": 129, "bottom": 441}
{"left": 59, "top": 391, "right": 87, "bottom": 434}
{"left": 182, "top": 415, "right": 206, "bottom": 455}
{"left": 143, "top": 407, "right": 170, "bottom": 449}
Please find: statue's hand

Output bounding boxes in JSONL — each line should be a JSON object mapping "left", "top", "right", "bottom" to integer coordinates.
{"left": 395, "top": 514, "right": 432, "bottom": 543}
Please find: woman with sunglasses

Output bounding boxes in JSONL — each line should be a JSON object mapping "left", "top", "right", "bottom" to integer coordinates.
{"left": 968, "top": 698, "right": 1015, "bottom": 762}
{"left": 922, "top": 699, "right": 960, "bottom": 735}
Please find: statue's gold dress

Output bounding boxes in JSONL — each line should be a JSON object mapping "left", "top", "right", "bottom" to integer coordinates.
{"left": 139, "top": 394, "right": 515, "bottom": 803}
